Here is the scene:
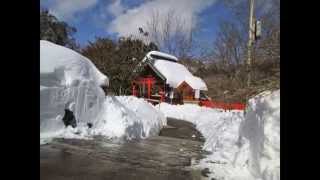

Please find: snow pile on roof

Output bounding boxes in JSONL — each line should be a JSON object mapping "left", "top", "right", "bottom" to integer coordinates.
{"left": 146, "top": 51, "right": 178, "bottom": 62}
{"left": 40, "top": 40, "right": 166, "bottom": 144}
{"left": 153, "top": 59, "right": 208, "bottom": 90}
{"left": 185, "top": 75, "right": 208, "bottom": 91}
{"left": 157, "top": 90, "right": 280, "bottom": 180}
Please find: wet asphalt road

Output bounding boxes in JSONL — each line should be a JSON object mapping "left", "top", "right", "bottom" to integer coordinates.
{"left": 40, "top": 118, "right": 208, "bottom": 180}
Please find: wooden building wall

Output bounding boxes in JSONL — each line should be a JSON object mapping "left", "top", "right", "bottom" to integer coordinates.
{"left": 176, "top": 81, "right": 195, "bottom": 101}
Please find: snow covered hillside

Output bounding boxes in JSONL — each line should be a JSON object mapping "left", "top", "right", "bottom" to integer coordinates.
{"left": 157, "top": 90, "right": 280, "bottom": 180}
{"left": 40, "top": 40, "right": 165, "bottom": 144}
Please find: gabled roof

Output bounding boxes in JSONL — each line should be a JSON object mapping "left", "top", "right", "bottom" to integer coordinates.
{"left": 184, "top": 76, "right": 208, "bottom": 91}
{"left": 146, "top": 61, "right": 166, "bottom": 81}
{"left": 144, "top": 51, "right": 208, "bottom": 91}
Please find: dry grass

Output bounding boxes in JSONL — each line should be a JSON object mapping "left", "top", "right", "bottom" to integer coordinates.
{"left": 202, "top": 61, "right": 279, "bottom": 103}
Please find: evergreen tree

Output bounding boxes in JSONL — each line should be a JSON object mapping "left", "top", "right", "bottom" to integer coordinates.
{"left": 82, "top": 37, "right": 158, "bottom": 95}
{"left": 40, "top": 9, "right": 79, "bottom": 50}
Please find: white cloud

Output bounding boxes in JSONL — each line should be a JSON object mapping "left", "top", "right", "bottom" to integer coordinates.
{"left": 107, "top": 0, "right": 125, "bottom": 17}
{"left": 49, "top": 0, "right": 98, "bottom": 21}
{"left": 107, "top": 0, "right": 217, "bottom": 38}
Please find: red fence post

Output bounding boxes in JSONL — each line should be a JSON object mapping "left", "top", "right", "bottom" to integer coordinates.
{"left": 132, "top": 82, "right": 136, "bottom": 96}
{"left": 199, "top": 99, "right": 246, "bottom": 110}
{"left": 147, "top": 78, "right": 151, "bottom": 99}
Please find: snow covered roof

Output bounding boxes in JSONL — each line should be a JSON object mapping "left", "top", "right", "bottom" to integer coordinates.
{"left": 40, "top": 40, "right": 109, "bottom": 87}
{"left": 146, "top": 51, "right": 178, "bottom": 62}
{"left": 184, "top": 76, "right": 208, "bottom": 91}
{"left": 152, "top": 59, "right": 208, "bottom": 91}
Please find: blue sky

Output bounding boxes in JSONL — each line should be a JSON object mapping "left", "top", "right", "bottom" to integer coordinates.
{"left": 41, "top": 0, "right": 233, "bottom": 49}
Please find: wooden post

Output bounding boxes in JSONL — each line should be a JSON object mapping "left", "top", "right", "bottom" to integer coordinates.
{"left": 132, "top": 84, "right": 134, "bottom": 96}
{"left": 159, "top": 87, "right": 164, "bottom": 102}
{"left": 247, "top": 0, "right": 255, "bottom": 87}
{"left": 132, "top": 83, "right": 136, "bottom": 96}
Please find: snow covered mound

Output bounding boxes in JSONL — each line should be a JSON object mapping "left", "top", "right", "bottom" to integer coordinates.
{"left": 40, "top": 40, "right": 165, "bottom": 144}
{"left": 40, "top": 40, "right": 108, "bottom": 87}
{"left": 91, "top": 96, "right": 166, "bottom": 140}
{"left": 157, "top": 90, "right": 280, "bottom": 180}
{"left": 116, "top": 96, "right": 167, "bottom": 136}
{"left": 237, "top": 90, "right": 280, "bottom": 180}
{"left": 40, "top": 40, "right": 108, "bottom": 143}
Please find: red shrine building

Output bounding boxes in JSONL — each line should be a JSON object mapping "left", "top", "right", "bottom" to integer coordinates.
{"left": 132, "top": 51, "right": 208, "bottom": 105}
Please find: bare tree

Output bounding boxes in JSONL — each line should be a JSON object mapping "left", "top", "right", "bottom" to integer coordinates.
{"left": 201, "top": 0, "right": 280, "bottom": 102}
{"left": 146, "top": 9, "right": 196, "bottom": 58}
{"left": 212, "top": 21, "right": 245, "bottom": 66}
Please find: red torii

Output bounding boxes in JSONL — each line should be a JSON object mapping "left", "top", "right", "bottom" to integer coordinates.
{"left": 132, "top": 76, "right": 156, "bottom": 99}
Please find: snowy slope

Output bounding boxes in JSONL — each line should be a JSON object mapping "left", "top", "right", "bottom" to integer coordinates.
{"left": 40, "top": 40, "right": 166, "bottom": 144}
{"left": 157, "top": 90, "right": 280, "bottom": 180}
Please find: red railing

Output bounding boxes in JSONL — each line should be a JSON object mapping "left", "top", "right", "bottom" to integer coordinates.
{"left": 199, "top": 100, "right": 246, "bottom": 110}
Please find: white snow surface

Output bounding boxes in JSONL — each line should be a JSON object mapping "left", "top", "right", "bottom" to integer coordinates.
{"left": 156, "top": 90, "right": 280, "bottom": 180}
{"left": 40, "top": 40, "right": 166, "bottom": 144}
{"left": 40, "top": 40, "right": 108, "bottom": 141}
{"left": 185, "top": 75, "right": 208, "bottom": 91}
{"left": 146, "top": 50, "right": 178, "bottom": 61}
{"left": 90, "top": 96, "right": 166, "bottom": 139}
{"left": 41, "top": 96, "right": 166, "bottom": 144}
{"left": 40, "top": 40, "right": 108, "bottom": 87}
{"left": 153, "top": 59, "right": 208, "bottom": 90}
{"left": 238, "top": 90, "right": 280, "bottom": 180}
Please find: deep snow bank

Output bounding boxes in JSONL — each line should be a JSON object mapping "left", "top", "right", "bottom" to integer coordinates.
{"left": 237, "top": 90, "right": 280, "bottom": 180}
{"left": 41, "top": 96, "right": 166, "bottom": 144}
{"left": 40, "top": 40, "right": 108, "bottom": 142}
{"left": 40, "top": 40, "right": 165, "bottom": 144}
{"left": 157, "top": 90, "right": 280, "bottom": 180}
{"left": 90, "top": 96, "right": 166, "bottom": 140}
{"left": 157, "top": 103, "right": 247, "bottom": 179}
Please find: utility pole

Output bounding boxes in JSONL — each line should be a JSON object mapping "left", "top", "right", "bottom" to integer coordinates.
{"left": 247, "top": 0, "right": 255, "bottom": 87}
